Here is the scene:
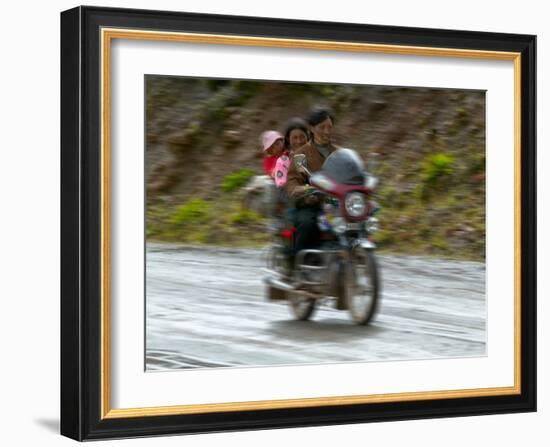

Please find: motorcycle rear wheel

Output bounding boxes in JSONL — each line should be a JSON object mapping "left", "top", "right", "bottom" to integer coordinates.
{"left": 347, "top": 248, "right": 379, "bottom": 325}
{"left": 289, "top": 293, "right": 316, "bottom": 321}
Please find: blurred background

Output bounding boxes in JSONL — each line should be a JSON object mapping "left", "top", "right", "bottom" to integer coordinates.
{"left": 146, "top": 76, "right": 485, "bottom": 261}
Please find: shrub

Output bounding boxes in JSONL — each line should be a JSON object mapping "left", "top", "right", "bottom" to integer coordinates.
{"left": 221, "top": 168, "right": 255, "bottom": 192}
{"left": 170, "top": 199, "right": 211, "bottom": 225}
{"left": 229, "top": 208, "right": 263, "bottom": 224}
{"left": 415, "top": 152, "right": 456, "bottom": 201}
{"left": 423, "top": 153, "right": 455, "bottom": 185}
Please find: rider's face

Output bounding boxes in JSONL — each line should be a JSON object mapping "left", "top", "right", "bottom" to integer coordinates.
{"left": 266, "top": 138, "right": 284, "bottom": 156}
{"left": 289, "top": 129, "right": 307, "bottom": 150}
{"left": 311, "top": 117, "right": 333, "bottom": 145}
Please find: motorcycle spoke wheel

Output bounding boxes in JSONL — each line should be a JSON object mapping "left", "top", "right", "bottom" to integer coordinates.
{"left": 347, "top": 249, "right": 379, "bottom": 325}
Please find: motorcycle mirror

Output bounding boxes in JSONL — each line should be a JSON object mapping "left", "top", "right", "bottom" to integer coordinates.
{"left": 366, "top": 175, "right": 379, "bottom": 190}
{"left": 294, "top": 154, "right": 307, "bottom": 169}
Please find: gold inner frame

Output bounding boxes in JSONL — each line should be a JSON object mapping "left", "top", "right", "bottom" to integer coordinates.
{"left": 100, "top": 27, "right": 522, "bottom": 419}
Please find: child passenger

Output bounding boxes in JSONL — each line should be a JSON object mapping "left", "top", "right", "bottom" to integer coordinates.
{"left": 261, "top": 130, "right": 286, "bottom": 179}
{"left": 260, "top": 130, "right": 288, "bottom": 219}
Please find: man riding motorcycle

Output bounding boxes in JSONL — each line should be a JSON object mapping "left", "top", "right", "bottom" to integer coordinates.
{"left": 284, "top": 107, "right": 339, "bottom": 260}
{"left": 265, "top": 108, "right": 381, "bottom": 325}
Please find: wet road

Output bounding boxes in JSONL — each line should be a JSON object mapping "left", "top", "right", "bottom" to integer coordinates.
{"left": 146, "top": 243, "right": 486, "bottom": 370}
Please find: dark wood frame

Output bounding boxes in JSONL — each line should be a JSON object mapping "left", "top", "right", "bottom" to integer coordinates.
{"left": 61, "top": 5, "right": 536, "bottom": 441}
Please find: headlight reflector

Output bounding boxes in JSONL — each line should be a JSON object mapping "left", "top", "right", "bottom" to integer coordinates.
{"left": 345, "top": 192, "right": 367, "bottom": 217}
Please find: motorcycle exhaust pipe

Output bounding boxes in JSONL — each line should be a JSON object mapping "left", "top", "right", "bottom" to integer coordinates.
{"left": 263, "top": 276, "right": 295, "bottom": 292}
{"left": 263, "top": 276, "right": 320, "bottom": 299}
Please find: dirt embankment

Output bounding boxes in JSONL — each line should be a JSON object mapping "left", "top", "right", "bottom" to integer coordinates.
{"left": 145, "top": 77, "right": 486, "bottom": 260}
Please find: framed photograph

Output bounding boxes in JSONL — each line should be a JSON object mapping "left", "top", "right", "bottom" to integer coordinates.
{"left": 60, "top": 5, "right": 536, "bottom": 441}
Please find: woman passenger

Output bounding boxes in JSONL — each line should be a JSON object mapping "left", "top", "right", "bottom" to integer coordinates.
{"left": 273, "top": 118, "right": 310, "bottom": 188}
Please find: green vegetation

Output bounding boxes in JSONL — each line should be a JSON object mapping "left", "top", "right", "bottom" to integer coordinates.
{"left": 416, "top": 152, "right": 456, "bottom": 201}
{"left": 228, "top": 208, "right": 263, "bottom": 225}
{"left": 147, "top": 194, "right": 269, "bottom": 247}
{"left": 221, "top": 168, "right": 255, "bottom": 193}
{"left": 422, "top": 152, "right": 455, "bottom": 185}
{"left": 170, "top": 199, "right": 211, "bottom": 225}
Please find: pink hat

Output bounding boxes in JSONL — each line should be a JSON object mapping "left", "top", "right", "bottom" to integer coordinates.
{"left": 261, "top": 130, "right": 283, "bottom": 152}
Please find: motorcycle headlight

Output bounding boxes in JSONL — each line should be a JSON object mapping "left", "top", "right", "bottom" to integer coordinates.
{"left": 344, "top": 192, "right": 367, "bottom": 217}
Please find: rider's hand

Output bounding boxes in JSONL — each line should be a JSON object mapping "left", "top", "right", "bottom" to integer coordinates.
{"left": 302, "top": 186, "right": 320, "bottom": 206}
{"left": 304, "top": 195, "right": 320, "bottom": 206}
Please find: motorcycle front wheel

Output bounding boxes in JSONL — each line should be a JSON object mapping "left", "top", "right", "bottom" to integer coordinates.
{"left": 289, "top": 293, "right": 316, "bottom": 321}
{"left": 347, "top": 248, "right": 379, "bottom": 325}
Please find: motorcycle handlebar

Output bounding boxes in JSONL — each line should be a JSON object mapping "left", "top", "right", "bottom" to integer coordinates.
{"left": 302, "top": 187, "right": 325, "bottom": 197}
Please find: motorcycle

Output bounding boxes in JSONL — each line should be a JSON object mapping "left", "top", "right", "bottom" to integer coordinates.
{"left": 264, "top": 148, "right": 381, "bottom": 325}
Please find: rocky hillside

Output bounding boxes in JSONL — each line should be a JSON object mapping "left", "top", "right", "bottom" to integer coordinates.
{"left": 145, "top": 76, "right": 486, "bottom": 260}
